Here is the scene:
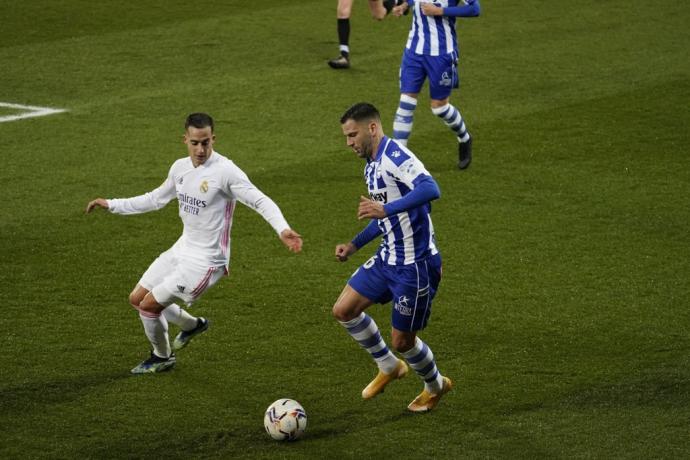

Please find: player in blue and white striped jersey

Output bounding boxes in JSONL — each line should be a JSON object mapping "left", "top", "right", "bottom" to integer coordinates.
{"left": 391, "top": 0, "right": 480, "bottom": 169}
{"left": 333, "top": 103, "right": 452, "bottom": 412}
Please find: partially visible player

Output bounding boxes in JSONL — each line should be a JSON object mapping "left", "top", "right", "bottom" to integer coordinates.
{"left": 86, "top": 113, "right": 302, "bottom": 374}
{"left": 391, "top": 0, "right": 480, "bottom": 169}
{"left": 333, "top": 102, "right": 452, "bottom": 412}
{"left": 328, "top": 0, "right": 403, "bottom": 69}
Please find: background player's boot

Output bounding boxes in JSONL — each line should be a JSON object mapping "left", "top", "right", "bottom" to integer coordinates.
{"left": 458, "top": 136, "right": 472, "bottom": 169}
{"left": 131, "top": 352, "right": 176, "bottom": 374}
{"left": 328, "top": 55, "right": 350, "bottom": 69}
{"left": 362, "top": 360, "right": 409, "bottom": 399}
{"left": 172, "top": 317, "right": 209, "bottom": 351}
{"left": 407, "top": 376, "right": 453, "bottom": 412}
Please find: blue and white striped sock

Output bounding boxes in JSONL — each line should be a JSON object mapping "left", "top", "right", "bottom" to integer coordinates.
{"left": 393, "top": 94, "right": 418, "bottom": 146}
{"left": 401, "top": 337, "right": 444, "bottom": 394}
{"left": 432, "top": 103, "right": 470, "bottom": 143}
{"left": 340, "top": 313, "right": 399, "bottom": 374}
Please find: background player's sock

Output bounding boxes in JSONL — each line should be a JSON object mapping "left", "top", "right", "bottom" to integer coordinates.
{"left": 393, "top": 94, "right": 418, "bottom": 146}
{"left": 432, "top": 103, "right": 470, "bottom": 143}
{"left": 162, "top": 303, "right": 198, "bottom": 331}
{"left": 401, "top": 337, "right": 444, "bottom": 394}
{"left": 337, "top": 18, "right": 350, "bottom": 58}
{"left": 339, "top": 313, "right": 399, "bottom": 374}
{"left": 139, "top": 311, "right": 171, "bottom": 358}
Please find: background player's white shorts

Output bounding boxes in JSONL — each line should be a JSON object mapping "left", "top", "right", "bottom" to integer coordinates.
{"left": 139, "top": 248, "right": 226, "bottom": 307}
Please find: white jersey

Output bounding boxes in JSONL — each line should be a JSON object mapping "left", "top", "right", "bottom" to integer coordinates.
{"left": 107, "top": 151, "right": 289, "bottom": 269}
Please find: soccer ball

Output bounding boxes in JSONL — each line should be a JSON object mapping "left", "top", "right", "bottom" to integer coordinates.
{"left": 263, "top": 398, "right": 307, "bottom": 441}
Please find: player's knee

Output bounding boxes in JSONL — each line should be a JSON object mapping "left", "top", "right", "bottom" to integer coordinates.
{"left": 332, "top": 303, "right": 356, "bottom": 323}
{"left": 337, "top": 4, "right": 352, "bottom": 18}
{"left": 128, "top": 292, "right": 142, "bottom": 309}
{"left": 138, "top": 295, "right": 165, "bottom": 315}
{"left": 430, "top": 99, "right": 449, "bottom": 111}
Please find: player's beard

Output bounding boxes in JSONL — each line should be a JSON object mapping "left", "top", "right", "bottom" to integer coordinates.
{"left": 360, "top": 136, "right": 373, "bottom": 159}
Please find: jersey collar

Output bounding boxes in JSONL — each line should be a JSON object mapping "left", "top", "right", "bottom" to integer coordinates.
{"left": 195, "top": 150, "right": 217, "bottom": 169}
{"left": 371, "top": 136, "right": 389, "bottom": 162}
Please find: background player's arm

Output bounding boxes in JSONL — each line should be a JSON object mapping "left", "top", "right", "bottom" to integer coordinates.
{"left": 422, "top": 0, "right": 480, "bottom": 17}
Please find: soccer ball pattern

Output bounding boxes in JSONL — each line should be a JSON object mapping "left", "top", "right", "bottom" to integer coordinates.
{"left": 264, "top": 398, "right": 307, "bottom": 441}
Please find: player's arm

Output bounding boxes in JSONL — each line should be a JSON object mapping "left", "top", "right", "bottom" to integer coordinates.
{"left": 357, "top": 153, "right": 441, "bottom": 219}
{"left": 86, "top": 175, "right": 176, "bottom": 215}
{"left": 335, "top": 219, "right": 382, "bottom": 262}
{"left": 422, "top": 0, "right": 480, "bottom": 17}
{"left": 384, "top": 174, "right": 440, "bottom": 215}
{"left": 358, "top": 174, "right": 440, "bottom": 220}
{"left": 227, "top": 167, "right": 302, "bottom": 253}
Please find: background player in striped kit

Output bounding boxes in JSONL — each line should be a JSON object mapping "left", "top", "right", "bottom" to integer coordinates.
{"left": 86, "top": 113, "right": 303, "bottom": 374}
{"left": 333, "top": 102, "right": 452, "bottom": 412}
{"left": 391, "top": 0, "right": 480, "bottom": 169}
{"left": 328, "top": 0, "right": 405, "bottom": 69}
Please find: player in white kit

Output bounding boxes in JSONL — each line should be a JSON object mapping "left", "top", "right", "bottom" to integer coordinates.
{"left": 86, "top": 113, "right": 303, "bottom": 374}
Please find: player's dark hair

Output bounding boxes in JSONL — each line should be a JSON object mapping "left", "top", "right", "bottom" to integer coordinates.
{"left": 185, "top": 112, "right": 214, "bottom": 133}
{"left": 340, "top": 103, "right": 381, "bottom": 124}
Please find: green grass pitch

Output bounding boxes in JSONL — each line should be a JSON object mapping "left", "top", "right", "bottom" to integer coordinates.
{"left": 1, "top": 0, "right": 689, "bottom": 458}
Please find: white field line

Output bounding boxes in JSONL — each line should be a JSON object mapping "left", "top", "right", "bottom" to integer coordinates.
{"left": 0, "top": 102, "right": 67, "bottom": 123}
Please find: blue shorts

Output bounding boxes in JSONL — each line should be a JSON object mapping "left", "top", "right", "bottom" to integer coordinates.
{"left": 348, "top": 253, "right": 442, "bottom": 332}
{"left": 399, "top": 48, "right": 459, "bottom": 100}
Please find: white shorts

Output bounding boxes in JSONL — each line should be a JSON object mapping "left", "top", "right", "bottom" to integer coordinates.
{"left": 139, "top": 248, "right": 226, "bottom": 307}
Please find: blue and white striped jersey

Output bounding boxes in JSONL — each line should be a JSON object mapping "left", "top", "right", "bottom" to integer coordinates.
{"left": 365, "top": 137, "right": 439, "bottom": 265}
{"left": 406, "top": 0, "right": 461, "bottom": 56}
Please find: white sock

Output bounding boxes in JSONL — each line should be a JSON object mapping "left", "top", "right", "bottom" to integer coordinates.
{"left": 401, "top": 337, "right": 444, "bottom": 394}
{"left": 139, "top": 311, "right": 171, "bottom": 358}
{"left": 339, "top": 313, "right": 400, "bottom": 374}
{"left": 162, "top": 303, "right": 198, "bottom": 331}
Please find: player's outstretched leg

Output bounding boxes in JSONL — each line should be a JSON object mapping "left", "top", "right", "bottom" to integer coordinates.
{"left": 172, "top": 317, "right": 210, "bottom": 351}
{"left": 162, "top": 303, "right": 210, "bottom": 351}
{"left": 431, "top": 102, "right": 472, "bottom": 169}
{"left": 393, "top": 94, "right": 418, "bottom": 146}
{"left": 400, "top": 337, "right": 452, "bottom": 412}
{"left": 339, "top": 312, "right": 407, "bottom": 399}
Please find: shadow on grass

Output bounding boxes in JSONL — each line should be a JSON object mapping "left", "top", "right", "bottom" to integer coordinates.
{"left": 0, "top": 371, "right": 130, "bottom": 414}
{"left": 77, "top": 406, "right": 390, "bottom": 459}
